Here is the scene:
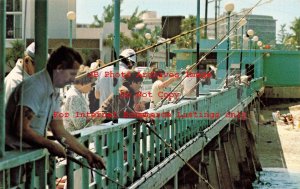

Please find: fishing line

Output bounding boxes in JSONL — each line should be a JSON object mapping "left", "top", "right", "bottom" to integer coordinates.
{"left": 75, "top": 0, "right": 271, "bottom": 80}
{"left": 125, "top": 106, "right": 216, "bottom": 189}
{"left": 59, "top": 138, "right": 126, "bottom": 188}
{"left": 153, "top": 0, "right": 265, "bottom": 109}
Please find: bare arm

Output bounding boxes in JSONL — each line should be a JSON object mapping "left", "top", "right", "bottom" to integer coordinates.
{"left": 50, "top": 119, "right": 105, "bottom": 169}
{"left": 158, "top": 77, "right": 177, "bottom": 89}
{"left": 95, "top": 90, "right": 100, "bottom": 99}
{"left": 13, "top": 106, "right": 66, "bottom": 157}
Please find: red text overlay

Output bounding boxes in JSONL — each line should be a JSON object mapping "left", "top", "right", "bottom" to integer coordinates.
{"left": 53, "top": 111, "right": 246, "bottom": 120}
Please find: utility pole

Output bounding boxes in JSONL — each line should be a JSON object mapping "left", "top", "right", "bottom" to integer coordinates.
{"left": 204, "top": 0, "right": 208, "bottom": 39}
{"left": 215, "top": 0, "right": 218, "bottom": 39}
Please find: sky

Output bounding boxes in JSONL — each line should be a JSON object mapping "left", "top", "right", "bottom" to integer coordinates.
{"left": 76, "top": 0, "right": 300, "bottom": 34}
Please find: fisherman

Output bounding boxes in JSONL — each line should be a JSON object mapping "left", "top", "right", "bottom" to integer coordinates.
{"left": 240, "top": 74, "right": 252, "bottom": 86}
{"left": 150, "top": 68, "right": 177, "bottom": 108}
{"left": 5, "top": 46, "right": 105, "bottom": 186}
{"left": 95, "top": 48, "right": 137, "bottom": 107}
{"left": 97, "top": 70, "right": 144, "bottom": 121}
{"left": 181, "top": 65, "right": 197, "bottom": 98}
{"left": 4, "top": 42, "right": 36, "bottom": 106}
{"left": 208, "top": 65, "right": 217, "bottom": 79}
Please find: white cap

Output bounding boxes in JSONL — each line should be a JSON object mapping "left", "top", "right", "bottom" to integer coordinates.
{"left": 90, "top": 62, "right": 99, "bottom": 70}
{"left": 25, "top": 42, "right": 35, "bottom": 59}
{"left": 24, "top": 42, "right": 50, "bottom": 59}
{"left": 209, "top": 65, "right": 217, "bottom": 72}
{"left": 120, "top": 49, "right": 136, "bottom": 64}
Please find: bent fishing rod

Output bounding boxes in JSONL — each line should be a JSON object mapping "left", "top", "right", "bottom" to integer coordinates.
{"left": 122, "top": 105, "right": 215, "bottom": 189}
{"left": 174, "top": 50, "right": 237, "bottom": 104}
{"left": 76, "top": 0, "right": 271, "bottom": 81}
{"left": 154, "top": 0, "right": 265, "bottom": 110}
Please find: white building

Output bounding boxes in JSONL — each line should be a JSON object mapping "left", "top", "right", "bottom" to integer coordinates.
{"left": 6, "top": 0, "right": 76, "bottom": 47}
{"left": 141, "top": 11, "right": 161, "bottom": 31}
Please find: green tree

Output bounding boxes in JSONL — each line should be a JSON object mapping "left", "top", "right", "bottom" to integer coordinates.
{"left": 103, "top": 32, "right": 132, "bottom": 49}
{"left": 94, "top": 1, "right": 152, "bottom": 53}
{"left": 90, "top": 15, "right": 103, "bottom": 28}
{"left": 290, "top": 17, "right": 300, "bottom": 47}
{"left": 123, "top": 7, "right": 146, "bottom": 30}
{"left": 175, "top": 15, "right": 204, "bottom": 49}
{"left": 277, "top": 24, "right": 288, "bottom": 44}
{"left": 6, "top": 40, "right": 25, "bottom": 69}
{"left": 91, "top": 0, "right": 124, "bottom": 28}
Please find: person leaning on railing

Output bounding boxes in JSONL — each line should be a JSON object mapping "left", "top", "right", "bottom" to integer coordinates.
{"left": 63, "top": 65, "right": 100, "bottom": 131}
{"left": 96, "top": 70, "right": 144, "bottom": 121}
{"left": 149, "top": 68, "right": 177, "bottom": 108}
{"left": 4, "top": 42, "right": 37, "bottom": 106}
{"left": 5, "top": 46, "right": 105, "bottom": 186}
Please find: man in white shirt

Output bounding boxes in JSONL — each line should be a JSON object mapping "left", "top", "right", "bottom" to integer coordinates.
{"left": 150, "top": 68, "right": 177, "bottom": 108}
{"left": 4, "top": 42, "right": 36, "bottom": 106}
{"left": 240, "top": 75, "right": 252, "bottom": 85}
{"left": 181, "top": 65, "right": 197, "bottom": 98}
{"left": 95, "top": 49, "right": 136, "bottom": 106}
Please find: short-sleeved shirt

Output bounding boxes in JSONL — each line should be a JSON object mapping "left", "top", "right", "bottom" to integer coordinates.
{"left": 181, "top": 74, "right": 197, "bottom": 98}
{"left": 63, "top": 85, "right": 90, "bottom": 131}
{"left": 150, "top": 80, "right": 164, "bottom": 106}
{"left": 95, "top": 62, "right": 129, "bottom": 107}
{"left": 240, "top": 75, "right": 250, "bottom": 84}
{"left": 5, "top": 69, "right": 61, "bottom": 149}
{"left": 4, "top": 59, "right": 30, "bottom": 107}
{"left": 99, "top": 85, "right": 134, "bottom": 119}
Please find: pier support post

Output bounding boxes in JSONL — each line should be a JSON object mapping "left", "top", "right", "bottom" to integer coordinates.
{"left": 206, "top": 150, "right": 220, "bottom": 189}
{"left": 240, "top": 121, "right": 256, "bottom": 181}
{"left": 174, "top": 173, "right": 178, "bottom": 189}
{"left": 247, "top": 112, "right": 263, "bottom": 172}
{"left": 197, "top": 148, "right": 209, "bottom": 189}
{"left": 215, "top": 143, "right": 233, "bottom": 189}
{"left": 224, "top": 125, "right": 241, "bottom": 187}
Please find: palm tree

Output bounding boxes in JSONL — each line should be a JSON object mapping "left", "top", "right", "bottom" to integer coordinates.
{"left": 91, "top": 0, "right": 124, "bottom": 28}
{"left": 90, "top": 15, "right": 103, "bottom": 28}
{"left": 175, "top": 15, "right": 204, "bottom": 49}
{"left": 290, "top": 17, "right": 300, "bottom": 47}
{"left": 103, "top": 33, "right": 132, "bottom": 49}
{"left": 277, "top": 24, "right": 288, "bottom": 44}
{"left": 123, "top": 7, "right": 147, "bottom": 30}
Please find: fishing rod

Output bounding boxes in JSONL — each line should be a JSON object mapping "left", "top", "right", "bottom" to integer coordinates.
{"left": 173, "top": 4, "right": 274, "bottom": 104}
{"left": 144, "top": 122, "right": 215, "bottom": 189}
{"left": 59, "top": 137, "right": 126, "bottom": 188}
{"left": 66, "top": 155, "right": 126, "bottom": 188}
{"left": 174, "top": 49, "right": 238, "bottom": 104}
{"left": 76, "top": 0, "right": 272, "bottom": 80}
{"left": 75, "top": 17, "right": 226, "bottom": 80}
{"left": 216, "top": 53, "right": 264, "bottom": 89}
{"left": 154, "top": 0, "right": 265, "bottom": 110}
{"left": 122, "top": 106, "right": 215, "bottom": 189}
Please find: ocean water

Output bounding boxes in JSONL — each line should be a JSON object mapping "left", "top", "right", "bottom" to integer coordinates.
{"left": 253, "top": 168, "right": 300, "bottom": 189}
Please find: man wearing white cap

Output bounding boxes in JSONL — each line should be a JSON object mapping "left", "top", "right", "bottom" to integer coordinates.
{"left": 95, "top": 48, "right": 136, "bottom": 107}
{"left": 4, "top": 42, "right": 36, "bottom": 106}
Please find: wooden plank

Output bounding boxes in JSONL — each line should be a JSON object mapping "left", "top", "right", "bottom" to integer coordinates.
{"left": 224, "top": 138, "right": 240, "bottom": 186}
{"left": 215, "top": 148, "right": 233, "bottom": 189}
{"left": 206, "top": 150, "right": 220, "bottom": 189}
